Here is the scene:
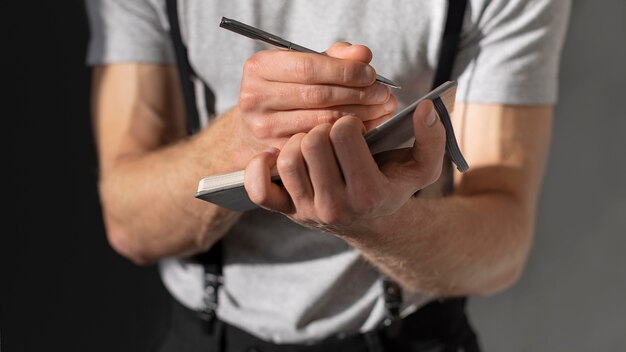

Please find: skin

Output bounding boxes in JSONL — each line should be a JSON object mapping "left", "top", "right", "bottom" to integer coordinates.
{"left": 245, "top": 102, "right": 552, "bottom": 296}
{"left": 91, "top": 43, "right": 393, "bottom": 261}
{"left": 92, "top": 42, "right": 552, "bottom": 297}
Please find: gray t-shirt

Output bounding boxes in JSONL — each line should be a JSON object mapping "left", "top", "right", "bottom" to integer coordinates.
{"left": 85, "top": 0, "right": 570, "bottom": 344}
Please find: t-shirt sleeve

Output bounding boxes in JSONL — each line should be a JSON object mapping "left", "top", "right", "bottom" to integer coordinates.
{"left": 85, "top": 0, "right": 175, "bottom": 65}
{"left": 454, "top": 0, "right": 571, "bottom": 105}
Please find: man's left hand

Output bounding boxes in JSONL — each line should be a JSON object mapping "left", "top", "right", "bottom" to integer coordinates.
{"left": 243, "top": 100, "right": 446, "bottom": 230}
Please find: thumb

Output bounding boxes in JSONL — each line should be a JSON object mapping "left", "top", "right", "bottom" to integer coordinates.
{"left": 324, "top": 42, "right": 373, "bottom": 64}
{"left": 410, "top": 100, "right": 446, "bottom": 182}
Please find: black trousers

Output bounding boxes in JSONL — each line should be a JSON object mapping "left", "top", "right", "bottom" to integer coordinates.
{"left": 154, "top": 294, "right": 481, "bottom": 352}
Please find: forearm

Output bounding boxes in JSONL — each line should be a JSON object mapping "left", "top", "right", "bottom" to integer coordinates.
{"left": 100, "top": 114, "right": 243, "bottom": 265}
{"left": 338, "top": 105, "right": 551, "bottom": 297}
{"left": 340, "top": 192, "right": 533, "bottom": 297}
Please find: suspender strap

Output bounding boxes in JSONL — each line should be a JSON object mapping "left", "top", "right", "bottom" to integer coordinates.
{"left": 165, "top": 0, "right": 222, "bottom": 330}
{"left": 432, "top": 0, "right": 468, "bottom": 89}
{"left": 196, "top": 241, "right": 223, "bottom": 327}
{"left": 165, "top": 0, "right": 201, "bottom": 134}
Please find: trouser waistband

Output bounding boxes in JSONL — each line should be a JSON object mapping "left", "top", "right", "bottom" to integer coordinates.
{"left": 155, "top": 295, "right": 481, "bottom": 352}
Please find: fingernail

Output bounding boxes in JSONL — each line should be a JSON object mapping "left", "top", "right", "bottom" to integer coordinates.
{"left": 265, "top": 147, "right": 279, "bottom": 155}
{"left": 376, "top": 84, "right": 390, "bottom": 103}
{"left": 385, "top": 97, "right": 395, "bottom": 113}
{"left": 426, "top": 110, "right": 437, "bottom": 127}
{"left": 362, "top": 66, "right": 375, "bottom": 84}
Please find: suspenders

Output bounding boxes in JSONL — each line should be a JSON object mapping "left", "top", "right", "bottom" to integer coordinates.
{"left": 166, "top": 0, "right": 468, "bottom": 336}
{"left": 432, "top": 0, "right": 468, "bottom": 90}
{"left": 165, "top": 0, "right": 223, "bottom": 326}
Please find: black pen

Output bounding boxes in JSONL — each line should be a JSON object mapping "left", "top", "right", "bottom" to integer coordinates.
{"left": 219, "top": 17, "right": 401, "bottom": 89}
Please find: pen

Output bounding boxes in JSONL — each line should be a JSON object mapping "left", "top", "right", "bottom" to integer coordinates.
{"left": 219, "top": 17, "right": 401, "bottom": 89}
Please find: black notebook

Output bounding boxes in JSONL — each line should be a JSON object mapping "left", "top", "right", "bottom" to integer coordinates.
{"left": 195, "top": 81, "right": 467, "bottom": 211}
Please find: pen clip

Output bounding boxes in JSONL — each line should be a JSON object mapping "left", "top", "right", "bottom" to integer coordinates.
{"left": 220, "top": 17, "right": 290, "bottom": 50}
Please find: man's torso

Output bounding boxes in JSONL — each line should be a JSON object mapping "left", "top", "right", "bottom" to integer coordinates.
{"left": 157, "top": 0, "right": 452, "bottom": 344}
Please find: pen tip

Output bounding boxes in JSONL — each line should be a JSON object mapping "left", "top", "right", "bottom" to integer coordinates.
{"left": 382, "top": 82, "right": 402, "bottom": 89}
{"left": 377, "top": 76, "right": 402, "bottom": 89}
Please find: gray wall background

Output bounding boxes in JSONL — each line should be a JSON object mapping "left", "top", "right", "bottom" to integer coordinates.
{"left": 468, "top": 1, "right": 626, "bottom": 350}
{"left": 8, "top": 1, "right": 623, "bottom": 351}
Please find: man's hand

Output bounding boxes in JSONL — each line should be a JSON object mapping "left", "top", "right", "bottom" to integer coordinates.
{"left": 231, "top": 42, "right": 397, "bottom": 165}
{"left": 92, "top": 43, "right": 397, "bottom": 264}
{"left": 243, "top": 100, "right": 444, "bottom": 228}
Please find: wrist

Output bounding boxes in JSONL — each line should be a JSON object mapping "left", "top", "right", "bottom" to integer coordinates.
{"left": 338, "top": 196, "right": 424, "bottom": 241}
{"left": 189, "top": 109, "right": 253, "bottom": 172}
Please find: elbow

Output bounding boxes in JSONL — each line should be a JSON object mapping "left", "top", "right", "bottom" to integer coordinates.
{"left": 475, "top": 260, "right": 526, "bottom": 297}
{"left": 98, "top": 179, "right": 158, "bottom": 266}
{"left": 103, "top": 214, "right": 157, "bottom": 267}
{"left": 475, "top": 210, "right": 534, "bottom": 297}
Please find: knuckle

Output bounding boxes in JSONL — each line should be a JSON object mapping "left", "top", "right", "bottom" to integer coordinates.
{"left": 341, "top": 62, "right": 362, "bottom": 84}
{"left": 300, "top": 133, "right": 320, "bottom": 155}
{"left": 238, "top": 87, "right": 262, "bottom": 112}
{"left": 302, "top": 86, "right": 332, "bottom": 106}
{"left": 329, "top": 127, "right": 348, "bottom": 146}
{"left": 243, "top": 53, "right": 263, "bottom": 76}
{"left": 329, "top": 116, "right": 361, "bottom": 143}
{"left": 318, "top": 204, "right": 353, "bottom": 226}
{"left": 276, "top": 154, "right": 300, "bottom": 175}
{"left": 315, "top": 110, "right": 343, "bottom": 125}
{"left": 295, "top": 56, "right": 316, "bottom": 83}
{"left": 247, "top": 115, "right": 272, "bottom": 139}
{"left": 300, "top": 129, "right": 328, "bottom": 155}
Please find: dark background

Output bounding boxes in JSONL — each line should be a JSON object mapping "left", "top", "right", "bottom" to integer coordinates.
{"left": 5, "top": 1, "right": 169, "bottom": 351}
{"left": 4, "top": 1, "right": 626, "bottom": 351}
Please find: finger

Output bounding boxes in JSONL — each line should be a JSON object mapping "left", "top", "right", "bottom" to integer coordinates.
{"left": 248, "top": 50, "right": 376, "bottom": 87}
{"left": 324, "top": 42, "right": 373, "bottom": 64}
{"left": 408, "top": 100, "right": 446, "bottom": 185}
{"left": 321, "top": 41, "right": 351, "bottom": 54}
{"left": 242, "top": 81, "right": 390, "bottom": 110}
{"left": 276, "top": 133, "right": 314, "bottom": 209}
{"left": 256, "top": 98, "right": 397, "bottom": 138}
{"left": 244, "top": 148, "right": 292, "bottom": 213}
{"left": 362, "top": 93, "right": 398, "bottom": 131}
{"left": 363, "top": 114, "right": 395, "bottom": 132}
{"left": 329, "top": 115, "right": 383, "bottom": 194}
{"left": 300, "top": 124, "right": 346, "bottom": 208}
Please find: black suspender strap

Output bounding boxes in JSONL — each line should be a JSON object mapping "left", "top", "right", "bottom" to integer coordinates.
{"left": 432, "top": 0, "right": 468, "bottom": 90}
{"left": 165, "top": 0, "right": 222, "bottom": 330}
{"left": 165, "top": 0, "right": 201, "bottom": 134}
{"left": 196, "top": 241, "right": 223, "bottom": 327}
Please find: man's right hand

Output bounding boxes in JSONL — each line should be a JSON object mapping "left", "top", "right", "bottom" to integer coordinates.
{"left": 91, "top": 44, "right": 397, "bottom": 263}
{"left": 231, "top": 42, "right": 398, "bottom": 160}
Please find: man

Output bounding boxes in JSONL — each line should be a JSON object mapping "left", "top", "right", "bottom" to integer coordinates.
{"left": 86, "top": 0, "right": 570, "bottom": 350}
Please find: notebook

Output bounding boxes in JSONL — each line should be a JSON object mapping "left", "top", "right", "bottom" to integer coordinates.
{"left": 195, "top": 81, "right": 466, "bottom": 211}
